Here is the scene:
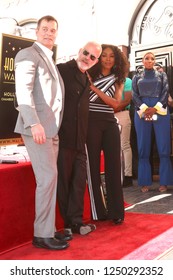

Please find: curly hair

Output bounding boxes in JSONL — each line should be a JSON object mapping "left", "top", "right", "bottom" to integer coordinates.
{"left": 88, "top": 44, "right": 128, "bottom": 85}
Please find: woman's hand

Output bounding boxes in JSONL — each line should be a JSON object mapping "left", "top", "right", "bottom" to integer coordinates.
{"left": 144, "top": 107, "right": 157, "bottom": 121}
{"left": 89, "top": 83, "right": 96, "bottom": 91}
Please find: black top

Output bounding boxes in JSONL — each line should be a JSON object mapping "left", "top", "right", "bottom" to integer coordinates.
{"left": 57, "top": 59, "right": 90, "bottom": 151}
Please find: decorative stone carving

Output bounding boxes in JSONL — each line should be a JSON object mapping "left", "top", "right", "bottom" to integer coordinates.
{"left": 0, "top": 0, "right": 28, "bottom": 9}
{"left": 131, "top": 0, "right": 173, "bottom": 45}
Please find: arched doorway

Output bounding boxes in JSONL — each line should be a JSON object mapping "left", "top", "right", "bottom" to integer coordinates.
{"left": 129, "top": 0, "right": 173, "bottom": 46}
{"left": 129, "top": 0, "right": 173, "bottom": 96}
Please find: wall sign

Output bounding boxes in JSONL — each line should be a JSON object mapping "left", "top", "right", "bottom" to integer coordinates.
{"left": 0, "top": 33, "right": 57, "bottom": 146}
{"left": 0, "top": 33, "right": 34, "bottom": 146}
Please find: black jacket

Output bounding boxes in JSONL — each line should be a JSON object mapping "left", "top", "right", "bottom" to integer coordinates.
{"left": 57, "top": 59, "right": 90, "bottom": 151}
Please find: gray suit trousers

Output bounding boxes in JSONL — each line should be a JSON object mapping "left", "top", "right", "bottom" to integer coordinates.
{"left": 22, "top": 134, "right": 59, "bottom": 237}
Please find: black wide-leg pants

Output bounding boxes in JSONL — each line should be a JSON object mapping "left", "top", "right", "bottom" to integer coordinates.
{"left": 86, "top": 117, "right": 125, "bottom": 221}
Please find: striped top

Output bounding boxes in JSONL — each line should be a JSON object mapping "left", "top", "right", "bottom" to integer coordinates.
{"left": 89, "top": 73, "right": 116, "bottom": 114}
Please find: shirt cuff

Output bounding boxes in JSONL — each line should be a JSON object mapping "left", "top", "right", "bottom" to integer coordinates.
{"left": 139, "top": 103, "right": 148, "bottom": 110}
{"left": 30, "top": 123, "right": 38, "bottom": 127}
{"left": 138, "top": 104, "right": 148, "bottom": 118}
{"left": 154, "top": 102, "right": 167, "bottom": 115}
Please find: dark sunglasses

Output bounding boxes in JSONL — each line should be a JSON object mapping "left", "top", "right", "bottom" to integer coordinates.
{"left": 82, "top": 49, "right": 97, "bottom": 61}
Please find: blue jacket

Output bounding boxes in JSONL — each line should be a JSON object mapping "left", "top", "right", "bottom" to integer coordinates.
{"left": 132, "top": 69, "right": 169, "bottom": 109}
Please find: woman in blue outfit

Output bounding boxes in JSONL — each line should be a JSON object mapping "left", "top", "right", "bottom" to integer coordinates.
{"left": 86, "top": 44, "right": 128, "bottom": 223}
{"left": 132, "top": 52, "right": 173, "bottom": 193}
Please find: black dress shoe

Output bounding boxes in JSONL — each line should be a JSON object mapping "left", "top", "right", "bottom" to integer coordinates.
{"left": 32, "top": 237, "right": 69, "bottom": 250}
{"left": 55, "top": 230, "right": 73, "bottom": 241}
{"left": 113, "top": 218, "right": 124, "bottom": 225}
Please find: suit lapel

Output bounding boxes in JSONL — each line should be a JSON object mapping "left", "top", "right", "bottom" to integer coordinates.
{"left": 32, "top": 43, "right": 57, "bottom": 80}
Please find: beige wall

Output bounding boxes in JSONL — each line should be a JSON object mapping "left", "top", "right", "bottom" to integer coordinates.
{"left": 0, "top": 0, "right": 141, "bottom": 59}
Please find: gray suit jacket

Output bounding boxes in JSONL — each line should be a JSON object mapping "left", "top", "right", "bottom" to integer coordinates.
{"left": 14, "top": 43, "right": 65, "bottom": 137}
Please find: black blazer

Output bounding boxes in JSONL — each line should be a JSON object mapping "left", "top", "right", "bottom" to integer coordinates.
{"left": 57, "top": 59, "right": 90, "bottom": 151}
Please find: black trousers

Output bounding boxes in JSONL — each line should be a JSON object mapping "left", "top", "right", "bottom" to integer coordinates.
{"left": 86, "top": 117, "right": 125, "bottom": 220}
{"left": 57, "top": 147, "right": 87, "bottom": 226}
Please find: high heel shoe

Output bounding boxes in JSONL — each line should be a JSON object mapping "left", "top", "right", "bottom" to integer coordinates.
{"left": 141, "top": 186, "right": 149, "bottom": 193}
{"left": 159, "top": 185, "right": 167, "bottom": 192}
{"left": 113, "top": 218, "right": 124, "bottom": 225}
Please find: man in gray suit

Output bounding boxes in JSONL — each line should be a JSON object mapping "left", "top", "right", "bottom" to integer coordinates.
{"left": 14, "top": 15, "right": 69, "bottom": 250}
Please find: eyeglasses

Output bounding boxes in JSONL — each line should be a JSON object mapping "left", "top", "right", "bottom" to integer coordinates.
{"left": 82, "top": 49, "right": 97, "bottom": 61}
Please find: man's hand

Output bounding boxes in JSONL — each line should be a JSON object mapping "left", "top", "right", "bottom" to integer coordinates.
{"left": 31, "top": 124, "right": 46, "bottom": 144}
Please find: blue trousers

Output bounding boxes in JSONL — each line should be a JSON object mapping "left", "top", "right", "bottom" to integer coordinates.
{"left": 134, "top": 111, "right": 173, "bottom": 186}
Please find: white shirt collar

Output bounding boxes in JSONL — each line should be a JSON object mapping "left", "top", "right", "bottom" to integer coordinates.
{"left": 35, "top": 42, "right": 53, "bottom": 59}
